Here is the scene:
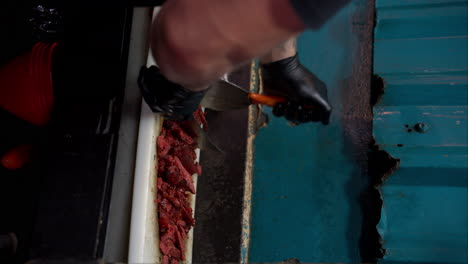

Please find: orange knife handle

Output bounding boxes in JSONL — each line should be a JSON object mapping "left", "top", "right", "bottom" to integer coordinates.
{"left": 248, "top": 93, "right": 287, "bottom": 107}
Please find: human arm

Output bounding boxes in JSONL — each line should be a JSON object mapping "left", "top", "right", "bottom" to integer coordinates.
{"left": 151, "top": 0, "right": 305, "bottom": 91}
{"left": 140, "top": 0, "right": 349, "bottom": 120}
{"left": 260, "top": 38, "right": 332, "bottom": 124}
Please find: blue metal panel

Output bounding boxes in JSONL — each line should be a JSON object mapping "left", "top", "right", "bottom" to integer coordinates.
{"left": 374, "top": 0, "right": 468, "bottom": 263}
{"left": 248, "top": 1, "right": 371, "bottom": 262}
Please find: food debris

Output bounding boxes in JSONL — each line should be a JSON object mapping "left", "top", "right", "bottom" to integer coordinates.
{"left": 156, "top": 107, "right": 205, "bottom": 264}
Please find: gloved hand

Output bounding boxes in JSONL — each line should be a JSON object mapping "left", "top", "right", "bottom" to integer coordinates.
{"left": 138, "top": 66, "right": 207, "bottom": 120}
{"left": 261, "top": 54, "right": 332, "bottom": 125}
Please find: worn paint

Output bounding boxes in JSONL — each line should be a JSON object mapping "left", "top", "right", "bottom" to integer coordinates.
{"left": 248, "top": 1, "right": 374, "bottom": 262}
{"left": 241, "top": 60, "right": 259, "bottom": 264}
{"left": 374, "top": 0, "right": 468, "bottom": 263}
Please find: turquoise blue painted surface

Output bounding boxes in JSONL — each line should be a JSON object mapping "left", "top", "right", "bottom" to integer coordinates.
{"left": 374, "top": 0, "right": 468, "bottom": 263}
{"left": 248, "top": 1, "right": 365, "bottom": 262}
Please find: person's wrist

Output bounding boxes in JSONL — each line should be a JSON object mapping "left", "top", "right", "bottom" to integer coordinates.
{"left": 261, "top": 53, "right": 299, "bottom": 76}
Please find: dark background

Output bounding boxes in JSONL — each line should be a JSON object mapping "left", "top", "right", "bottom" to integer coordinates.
{"left": 0, "top": 1, "right": 132, "bottom": 262}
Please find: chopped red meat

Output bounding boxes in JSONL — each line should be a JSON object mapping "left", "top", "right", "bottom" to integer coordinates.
{"left": 159, "top": 198, "right": 173, "bottom": 212}
{"left": 176, "top": 191, "right": 190, "bottom": 208}
{"left": 157, "top": 177, "right": 170, "bottom": 194}
{"left": 175, "top": 145, "right": 199, "bottom": 175}
{"left": 175, "top": 226, "right": 185, "bottom": 258}
{"left": 195, "top": 163, "right": 202, "bottom": 176}
{"left": 193, "top": 106, "right": 208, "bottom": 130}
{"left": 159, "top": 238, "right": 175, "bottom": 256}
{"left": 159, "top": 214, "right": 170, "bottom": 230}
{"left": 168, "top": 195, "right": 181, "bottom": 208}
{"left": 169, "top": 247, "right": 181, "bottom": 259}
{"left": 165, "top": 157, "right": 183, "bottom": 186}
{"left": 164, "top": 121, "right": 195, "bottom": 145}
{"left": 158, "top": 158, "right": 167, "bottom": 177}
{"left": 156, "top": 113, "right": 206, "bottom": 264}
{"left": 181, "top": 206, "right": 195, "bottom": 226}
{"left": 174, "top": 156, "right": 196, "bottom": 193}
{"left": 157, "top": 136, "right": 172, "bottom": 157}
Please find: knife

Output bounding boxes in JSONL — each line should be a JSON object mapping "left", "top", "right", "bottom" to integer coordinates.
{"left": 201, "top": 80, "right": 316, "bottom": 111}
{"left": 201, "top": 80, "right": 285, "bottom": 111}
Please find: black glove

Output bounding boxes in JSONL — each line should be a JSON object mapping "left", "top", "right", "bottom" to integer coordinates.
{"left": 138, "top": 66, "right": 206, "bottom": 120}
{"left": 261, "top": 54, "right": 332, "bottom": 125}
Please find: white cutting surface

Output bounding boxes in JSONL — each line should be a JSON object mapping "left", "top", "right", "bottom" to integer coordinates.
{"left": 128, "top": 7, "right": 199, "bottom": 264}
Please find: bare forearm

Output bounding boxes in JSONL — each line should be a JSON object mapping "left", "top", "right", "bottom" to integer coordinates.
{"left": 152, "top": 0, "right": 305, "bottom": 91}
{"left": 260, "top": 37, "right": 298, "bottom": 64}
